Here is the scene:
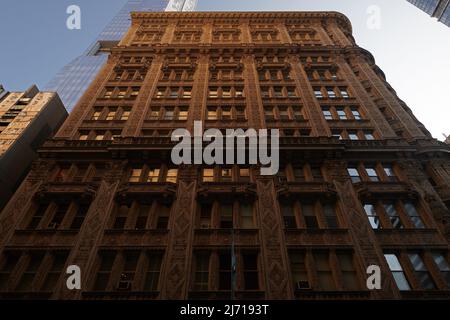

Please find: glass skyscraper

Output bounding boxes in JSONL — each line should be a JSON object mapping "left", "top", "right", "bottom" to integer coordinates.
{"left": 44, "top": 0, "right": 198, "bottom": 112}
{"left": 407, "top": 0, "right": 450, "bottom": 27}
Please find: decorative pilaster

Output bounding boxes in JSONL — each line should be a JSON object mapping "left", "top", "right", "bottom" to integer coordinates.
{"left": 353, "top": 55, "right": 427, "bottom": 139}
{"left": 52, "top": 161, "right": 125, "bottom": 299}
{"left": 188, "top": 54, "right": 209, "bottom": 131}
{"left": 289, "top": 55, "right": 331, "bottom": 136}
{"left": 244, "top": 55, "right": 265, "bottom": 129}
{"left": 336, "top": 54, "right": 397, "bottom": 139}
{"left": 122, "top": 55, "right": 164, "bottom": 137}
{"left": 160, "top": 166, "right": 198, "bottom": 299}
{"left": 255, "top": 177, "right": 293, "bottom": 299}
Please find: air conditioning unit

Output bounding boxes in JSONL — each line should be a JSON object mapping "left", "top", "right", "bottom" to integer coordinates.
{"left": 295, "top": 280, "right": 311, "bottom": 290}
{"left": 117, "top": 280, "right": 132, "bottom": 291}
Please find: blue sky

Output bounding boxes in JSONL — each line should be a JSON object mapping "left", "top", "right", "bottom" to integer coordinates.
{"left": 0, "top": 0, "right": 449, "bottom": 139}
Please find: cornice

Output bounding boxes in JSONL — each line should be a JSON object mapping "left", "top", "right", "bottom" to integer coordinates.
{"left": 130, "top": 11, "right": 353, "bottom": 35}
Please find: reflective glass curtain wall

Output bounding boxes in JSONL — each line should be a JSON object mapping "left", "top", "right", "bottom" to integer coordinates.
{"left": 407, "top": 0, "right": 450, "bottom": 26}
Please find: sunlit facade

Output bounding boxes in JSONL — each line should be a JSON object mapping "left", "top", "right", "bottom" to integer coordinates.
{"left": 44, "top": 0, "right": 198, "bottom": 112}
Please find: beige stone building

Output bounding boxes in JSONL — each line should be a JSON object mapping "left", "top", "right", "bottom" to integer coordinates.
{"left": 0, "top": 85, "right": 67, "bottom": 209}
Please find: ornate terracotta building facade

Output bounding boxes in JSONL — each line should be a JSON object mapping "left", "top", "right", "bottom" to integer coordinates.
{"left": 0, "top": 12, "right": 449, "bottom": 300}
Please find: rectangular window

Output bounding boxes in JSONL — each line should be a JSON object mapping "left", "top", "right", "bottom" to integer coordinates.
{"left": 327, "top": 88, "right": 336, "bottom": 99}
{"left": 384, "top": 254, "right": 410, "bottom": 291}
{"left": 384, "top": 203, "right": 404, "bottom": 229}
{"left": 121, "top": 109, "right": 131, "bottom": 121}
{"left": 365, "top": 166, "right": 379, "bottom": 182}
{"left": 403, "top": 202, "right": 425, "bottom": 228}
{"left": 207, "top": 108, "right": 218, "bottom": 120}
{"left": 27, "top": 203, "right": 49, "bottom": 230}
{"left": 147, "top": 168, "right": 160, "bottom": 183}
{"left": 135, "top": 204, "right": 150, "bottom": 230}
{"left": 117, "top": 89, "right": 127, "bottom": 99}
{"left": 93, "top": 251, "right": 116, "bottom": 291}
{"left": 293, "top": 167, "right": 305, "bottom": 182}
{"left": 129, "top": 169, "right": 142, "bottom": 183}
{"left": 70, "top": 203, "right": 89, "bottom": 230}
{"left": 243, "top": 254, "right": 259, "bottom": 290}
{"left": 199, "top": 203, "right": 212, "bottom": 228}
{"left": 194, "top": 253, "right": 210, "bottom": 291}
{"left": 364, "top": 132, "right": 375, "bottom": 140}
{"left": 222, "top": 107, "right": 232, "bottom": 120}
{"left": 49, "top": 202, "right": 69, "bottom": 229}
{"left": 113, "top": 203, "right": 130, "bottom": 229}
{"left": 149, "top": 108, "right": 160, "bottom": 120}
{"left": 240, "top": 203, "right": 254, "bottom": 229}
{"left": 222, "top": 87, "right": 232, "bottom": 98}
{"left": 279, "top": 107, "right": 290, "bottom": 120}
{"left": 408, "top": 253, "right": 436, "bottom": 290}
{"left": 220, "top": 204, "right": 233, "bottom": 229}
{"left": 178, "top": 107, "right": 189, "bottom": 121}
{"left": 219, "top": 253, "right": 231, "bottom": 290}
{"left": 92, "top": 110, "right": 102, "bottom": 120}
{"left": 347, "top": 167, "right": 361, "bottom": 183}
{"left": 323, "top": 204, "right": 338, "bottom": 229}
{"left": 302, "top": 204, "right": 319, "bottom": 229}
{"left": 264, "top": 107, "right": 275, "bottom": 120}
{"left": 221, "top": 168, "right": 233, "bottom": 182}
{"left": 144, "top": 253, "right": 163, "bottom": 291}
{"left": 287, "top": 87, "right": 297, "bottom": 97}
{"left": 337, "top": 252, "right": 359, "bottom": 290}
{"left": 0, "top": 252, "right": 20, "bottom": 291}
{"left": 166, "top": 169, "right": 178, "bottom": 183}
{"left": 282, "top": 203, "right": 297, "bottom": 229}
{"left": 235, "top": 88, "right": 244, "bottom": 98}
{"left": 336, "top": 108, "right": 347, "bottom": 120}
{"left": 364, "top": 204, "right": 381, "bottom": 229}
{"left": 239, "top": 168, "right": 250, "bottom": 182}
{"left": 163, "top": 108, "right": 174, "bottom": 120}
{"left": 322, "top": 107, "right": 333, "bottom": 120}
{"left": 118, "top": 250, "right": 140, "bottom": 290}
{"left": 41, "top": 252, "right": 68, "bottom": 292}
{"left": 431, "top": 253, "right": 450, "bottom": 287}
{"left": 351, "top": 108, "right": 362, "bottom": 120}
{"left": 16, "top": 252, "right": 44, "bottom": 291}
{"left": 293, "top": 108, "right": 304, "bottom": 120}
{"left": 314, "top": 88, "right": 323, "bottom": 99}
{"left": 340, "top": 88, "right": 350, "bottom": 98}
{"left": 156, "top": 203, "right": 170, "bottom": 230}
{"left": 383, "top": 165, "right": 398, "bottom": 182}
{"left": 106, "top": 110, "right": 116, "bottom": 121}
{"left": 348, "top": 131, "right": 359, "bottom": 140}
{"left": 203, "top": 168, "right": 215, "bottom": 182}
{"left": 169, "top": 88, "right": 178, "bottom": 98}
{"left": 314, "top": 252, "right": 335, "bottom": 291}
{"left": 156, "top": 88, "right": 165, "bottom": 99}
{"left": 290, "top": 252, "right": 309, "bottom": 290}
{"left": 182, "top": 88, "right": 192, "bottom": 99}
